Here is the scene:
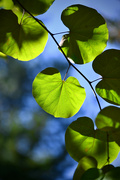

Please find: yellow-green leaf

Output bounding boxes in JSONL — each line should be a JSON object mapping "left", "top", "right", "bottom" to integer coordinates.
{"left": 0, "top": 9, "right": 48, "bottom": 61}
{"left": 65, "top": 117, "right": 120, "bottom": 168}
{"left": 32, "top": 68, "right": 86, "bottom": 118}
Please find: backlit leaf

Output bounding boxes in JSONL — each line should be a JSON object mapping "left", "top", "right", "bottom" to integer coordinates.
{"left": 95, "top": 106, "right": 120, "bottom": 131}
{"left": 93, "top": 49, "right": 120, "bottom": 105}
{"left": 73, "top": 156, "right": 97, "bottom": 180}
{"left": 0, "top": 9, "right": 48, "bottom": 61}
{"left": 32, "top": 68, "right": 86, "bottom": 118}
{"left": 60, "top": 4, "right": 108, "bottom": 64}
{"left": 65, "top": 117, "right": 120, "bottom": 168}
{"left": 13, "top": 0, "right": 55, "bottom": 16}
{"left": 0, "top": 0, "right": 14, "bottom": 9}
{"left": 95, "top": 106, "right": 120, "bottom": 146}
{"left": 0, "top": 52, "right": 7, "bottom": 58}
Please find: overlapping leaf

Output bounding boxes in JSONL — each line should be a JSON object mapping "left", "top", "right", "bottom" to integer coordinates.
{"left": 81, "top": 166, "right": 120, "bottom": 180}
{"left": 13, "top": 0, "right": 55, "bottom": 16}
{"left": 59, "top": 4, "right": 108, "bottom": 64}
{"left": 0, "top": 9, "right": 48, "bottom": 61}
{"left": 103, "top": 167, "right": 120, "bottom": 179}
{"left": 81, "top": 168, "right": 104, "bottom": 180}
{"left": 96, "top": 106, "right": 120, "bottom": 131}
{"left": 0, "top": 52, "right": 7, "bottom": 58}
{"left": 32, "top": 68, "right": 86, "bottom": 118}
{"left": 65, "top": 117, "right": 120, "bottom": 168}
{"left": 73, "top": 156, "right": 97, "bottom": 180}
{"left": 95, "top": 106, "right": 120, "bottom": 146}
{"left": 93, "top": 49, "right": 120, "bottom": 105}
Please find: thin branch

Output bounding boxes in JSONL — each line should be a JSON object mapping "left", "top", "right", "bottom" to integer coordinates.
{"left": 89, "top": 83, "right": 101, "bottom": 110}
{"left": 16, "top": 0, "right": 101, "bottom": 111}
{"left": 53, "top": 31, "right": 70, "bottom": 36}
{"left": 90, "top": 77, "right": 102, "bottom": 83}
{"left": 107, "top": 132, "right": 110, "bottom": 164}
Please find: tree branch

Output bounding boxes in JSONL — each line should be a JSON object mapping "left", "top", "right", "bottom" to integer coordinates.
{"left": 15, "top": 0, "right": 101, "bottom": 111}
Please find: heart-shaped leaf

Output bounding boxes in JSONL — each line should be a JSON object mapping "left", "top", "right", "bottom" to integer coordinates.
{"left": 59, "top": 4, "right": 108, "bottom": 64}
{"left": 93, "top": 49, "right": 120, "bottom": 105}
{"left": 65, "top": 117, "right": 120, "bottom": 168}
{"left": 32, "top": 68, "right": 86, "bottom": 118}
{"left": 0, "top": 9, "right": 48, "bottom": 61}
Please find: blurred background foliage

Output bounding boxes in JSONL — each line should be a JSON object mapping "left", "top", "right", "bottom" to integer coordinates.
{"left": 0, "top": 57, "right": 75, "bottom": 180}
{"left": 0, "top": 0, "right": 120, "bottom": 180}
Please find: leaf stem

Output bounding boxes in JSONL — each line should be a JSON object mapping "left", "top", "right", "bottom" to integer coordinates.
{"left": 63, "top": 64, "right": 71, "bottom": 81}
{"left": 107, "top": 132, "right": 110, "bottom": 164}
{"left": 53, "top": 31, "right": 70, "bottom": 36}
{"left": 90, "top": 77, "right": 102, "bottom": 83}
{"left": 16, "top": 0, "right": 101, "bottom": 111}
{"left": 20, "top": 9, "right": 25, "bottom": 25}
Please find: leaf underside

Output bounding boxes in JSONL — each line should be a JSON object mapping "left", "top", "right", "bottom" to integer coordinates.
{"left": 93, "top": 49, "right": 120, "bottom": 105}
{"left": 60, "top": 4, "right": 108, "bottom": 64}
{"left": 32, "top": 68, "right": 86, "bottom": 118}
{"left": 0, "top": 9, "right": 48, "bottom": 61}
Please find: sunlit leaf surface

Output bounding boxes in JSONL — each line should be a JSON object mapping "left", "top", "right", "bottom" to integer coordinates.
{"left": 93, "top": 49, "right": 120, "bottom": 105}
{"left": 0, "top": 0, "right": 14, "bottom": 9}
{"left": 60, "top": 4, "right": 108, "bottom": 64}
{"left": 0, "top": 52, "right": 7, "bottom": 58}
{"left": 32, "top": 68, "right": 86, "bottom": 118}
{"left": 0, "top": 9, "right": 48, "bottom": 61}
{"left": 65, "top": 117, "right": 120, "bottom": 168}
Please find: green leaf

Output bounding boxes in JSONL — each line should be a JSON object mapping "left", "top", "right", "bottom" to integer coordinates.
{"left": 32, "top": 68, "right": 86, "bottom": 118}
{"left": 95, "top": 106, "right": 120, "bottom": 146}
{"left": 102, "top": 164, "right": 114, "bottom": 174}
{"left": 0, "top": 0, "right": 14, "bottom": 9}
{"left": 95, "top": 106, "right": 120, "bottom": 131}
{"left": 65, "top": 117, "right": 120, "bottom": 168}
{"left": 13, "top": 0, "right": 55, "bottom": 16}
{"left": 60, "top": 4, "right": 108, "bottom": 64}
{"left": 81, "top": 165, "right": 119, "bottom": 180}
{"left": 103, "top": 167, "right": 120, "bottom": 180}
{"left": 73, "top": 156, "right": 97, "bottom": 180}
{"left": 0, "top": 9, "right": 48, "bottom": 61}
{"left": 93, "top": 49, "right": 120, "bottom": 105}
{"left": 81, "top": 168, "right": 104, "bottom": 180}
{"left": 0, "top": 52, "right": 7, "bottom": 58}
